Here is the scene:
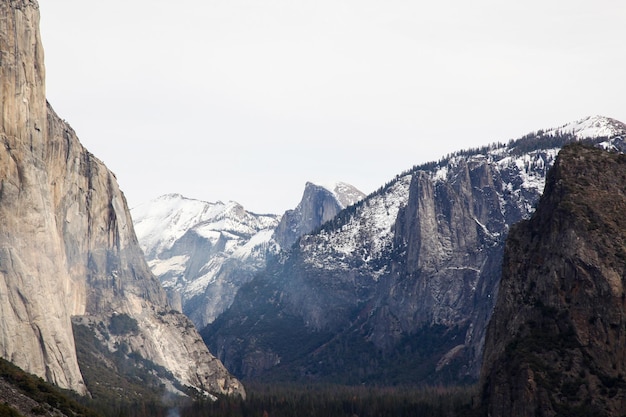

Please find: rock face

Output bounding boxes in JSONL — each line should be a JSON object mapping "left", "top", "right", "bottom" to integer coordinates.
{"left": 273, "top": 181, "right": 366, "bottom": 249}
{"left": 203, "top": 117, "right": 626, "bottom": 384}
{"left": 0, "top": 0, "right": 243, "bottom": 398}
{"left": 132, "top": 183, "right": 364, "bottom": 329}
{"left": 481, "top": 144, "right": 626, "bottom": 416}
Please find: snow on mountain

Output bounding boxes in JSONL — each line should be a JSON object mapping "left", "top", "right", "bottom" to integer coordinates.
{"left": 299, "top": 116, "right": 626, "bottom": 278}
{"left": 545, "top": 115, "right": 625, "bottom": 139}
{"left": 299, "top": 152, "right": 549, "bottom": 276}
{"left": 132, "top": 182, "right": 365, "bottom": 328}
{"left": 132, "top": 193, "right": 230, "bottom": 258}
{"left": 272, "top": 181, "right": 366, "bottom": 250}
{"left": 136, "top": 115, "right": 625, "bottom": 359}
{"left": 131, "top": 194, "right": 280, "bottom": 326}
{"left": 202, "top": 116, "right": 626, "bottom": 385}
{"left": 314, "top": 181, "right": 366, "bottom": 208}
{"left": 300, "top": 175, "right": 411, "bottom": 278}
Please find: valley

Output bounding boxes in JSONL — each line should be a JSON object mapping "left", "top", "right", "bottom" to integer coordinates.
{"left": 1, "top": 1, "right": 626, "bottom": 416}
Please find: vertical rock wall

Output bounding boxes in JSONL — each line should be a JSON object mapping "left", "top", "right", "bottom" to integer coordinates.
{"left": 481, "top": 144, "right": 626, "bottom": 416}
{"left": 0, "top": 0, "right": 87, "bottom": 394}
{"left": 0, "top": 0, "right": 244, "bottom": 397}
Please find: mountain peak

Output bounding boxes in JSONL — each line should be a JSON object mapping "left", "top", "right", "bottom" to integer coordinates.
{"left": 161, "top": 193, "right": 185, "bottom": 200}
{"left": 545, "top": 115, "right": 626, "bottom": 139}
{"left": 131, "top": 194, "right": 280, "bottom": 327}
{"left": 307, "top": 181, "right": 366, "bottom": 209}
{"left": 272, "top": 181, "right": 365, "bottom": 250}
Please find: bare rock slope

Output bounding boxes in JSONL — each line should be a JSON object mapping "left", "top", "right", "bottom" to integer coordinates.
{"left": 0, "top": 0, "right": 243, "bottom": 397}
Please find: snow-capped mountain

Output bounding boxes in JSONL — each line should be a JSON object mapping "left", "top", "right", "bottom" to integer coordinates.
{"left": 546, "top": 115, "right": 624, "bottom": 140}
{"left": 132, "top": 194, "right": 279, "bottom": 327}
{"left": 132, "top": 183, "right": 365, "bottom": 328}
{"left": 203, "top": 116, "right": 626, "bottom": 385}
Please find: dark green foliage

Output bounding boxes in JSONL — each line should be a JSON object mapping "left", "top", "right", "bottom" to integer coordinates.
{"left": 180, "top": 383, "right": 484, "bottom": 417}
{"left": 507, "top": 132, "right": 577, "bottom": 156}
{"left": 108, "top": 313, "right": 139, "bottom": 335}
{"left": 0, "top": 368, "right": 485, "bottom": 417}
{"left": 268, "top": 323, "right": 473, "bottom": 386}
{"left": 0, "top": 352, "right": 484, "bottom": 417}
{"left": 202, "top": 274, "right": 337, "bottom": 379}
{"left": 482, "top": 144, "right": 626, "bottom": 416}
{"left": 205, "top": 270, "right": 473, "bottom": 386}
{"left": 0, "top": 358, "right": 101, "bottom": 417}
{"left": 503, "top": 312, "right": 580, "bottom": 380}
{"left": 0, "top": 402, "right": 22, "bottom": 417}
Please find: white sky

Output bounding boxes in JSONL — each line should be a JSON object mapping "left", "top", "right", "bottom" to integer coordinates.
{"left": 38, "top": 1, "right": 626, "bottom": 214}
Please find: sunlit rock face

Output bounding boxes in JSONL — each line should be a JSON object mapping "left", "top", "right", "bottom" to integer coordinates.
{"left": 0, "top": 0, "right": 244, "bottom": 398}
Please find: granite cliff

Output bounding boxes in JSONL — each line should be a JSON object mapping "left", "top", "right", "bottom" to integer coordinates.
{"left": 0, "top": 0, "right": 243, "bottom": 398}
{"left": 272, "top": 181, "right": 365, "bottom": 250}
{"left": 481, "top": 144, "right": 626, "bottom": 416}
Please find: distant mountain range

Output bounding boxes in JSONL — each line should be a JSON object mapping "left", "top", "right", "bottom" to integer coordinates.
{"left": 132, "top": 182, "right": 365, "bottom": 328}
{"left": 132, "top": 115, "right": 626, "bottom": 386}
{"left": 192, "top": 115, "right": 626, "bottom": 385}
{"left": 8, "top": 0, "right": 626, "bottom": 414}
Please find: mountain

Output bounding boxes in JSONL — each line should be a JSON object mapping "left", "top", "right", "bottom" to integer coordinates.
{"left": 132, "top": 194, "right": 280, "bottom": 328}
{"left": 481, "top": 143, "right": 626, "bottom": 416}
{"left": 273, "top": 182, "right": 366, "bottom": 249}
{"left": 131, "top": 182, "right": 365, "bottom": 329}
{"left": 202, "top": 115, "right": 626, "bottom": 385}
{"left": 0, "top": 0, "right": 243, "bottom": 399}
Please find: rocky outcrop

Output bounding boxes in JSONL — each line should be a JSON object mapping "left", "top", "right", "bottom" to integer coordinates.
{"left": 0, "top": 0, "right": 243, "bottom": 398}
{"left": 481, "top": 144, "right": 626, "bottom": 416}
{"left": 273, "top": 181, "right": 365, "bottom": 249}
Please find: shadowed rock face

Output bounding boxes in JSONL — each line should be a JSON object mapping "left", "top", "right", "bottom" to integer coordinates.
{"left": 0, "top": 0, "right": 244, "bottom": 398}
{"left": 482, "top": 144, "right": 626, "bottom": 416}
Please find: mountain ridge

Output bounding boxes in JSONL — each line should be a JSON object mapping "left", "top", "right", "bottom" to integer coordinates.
{"left": 202, "top": 115, "right": 626, "bottom": 384}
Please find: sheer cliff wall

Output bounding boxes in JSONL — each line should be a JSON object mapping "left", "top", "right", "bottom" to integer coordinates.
{"left": 482, "top": 144, "right": 626, "bottom": 416}
{"left": 0, "top": 0, "right": 244, "bottom": 397}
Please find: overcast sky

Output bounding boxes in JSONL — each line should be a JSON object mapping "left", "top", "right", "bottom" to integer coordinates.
{"left": 38, "top": 1, "right": 626, "bottom": 214}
